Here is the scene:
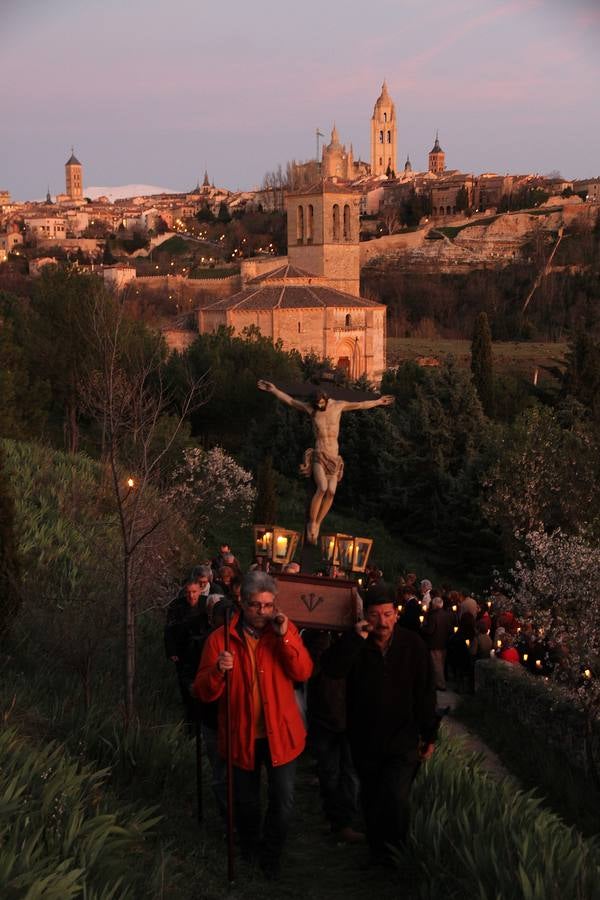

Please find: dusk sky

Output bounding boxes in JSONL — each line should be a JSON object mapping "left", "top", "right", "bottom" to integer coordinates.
{"left": 2, "top": 0, "right": 599, "bottom": 200}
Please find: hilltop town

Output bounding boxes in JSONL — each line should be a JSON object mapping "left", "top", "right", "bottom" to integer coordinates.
{"left": 1, "top": 82, "right": 599, "bottom": 375}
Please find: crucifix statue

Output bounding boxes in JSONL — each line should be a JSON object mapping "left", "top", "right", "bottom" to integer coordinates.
{"left": 257, "top": 380, "right": 394, "bottom": 544}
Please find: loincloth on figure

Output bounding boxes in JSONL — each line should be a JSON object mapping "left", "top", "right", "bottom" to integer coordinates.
{"left": 299, "top": 448, "right": 344, "bottom": 482}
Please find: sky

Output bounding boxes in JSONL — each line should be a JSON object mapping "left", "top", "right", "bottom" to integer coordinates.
{"left": 1, "top": 0, "right": 599, "bottom": 200}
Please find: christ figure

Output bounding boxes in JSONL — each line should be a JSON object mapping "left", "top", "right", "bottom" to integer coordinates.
{"left": 257, "top": 380, "right": 394, "bottom": 543}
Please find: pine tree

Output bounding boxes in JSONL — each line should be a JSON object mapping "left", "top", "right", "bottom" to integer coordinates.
{"left": 471, "top": 311, "right": 494, "bottom": 415}
{"left": 0, "top": 443, "right": 21, "bottom": 636}
{"left": 254, "top": 455, "right": 277, "bottom": 524}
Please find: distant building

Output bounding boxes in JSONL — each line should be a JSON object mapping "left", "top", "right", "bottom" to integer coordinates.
{"left": 370, "top": 81, "right": 397, "bottom": 177}
{"left": 24, "top": 216, "right": 67, "bottom": 240}
{"left": 0, "top": 190, "right": 11, "bottom": 206}
{"left": 428, "top": 133, "right": 445, "bottom": 175}
{"left": 65, "top": 150, "right": 83, "bottom": 200}
{"left": 573, "top": 178, "right": 600, "bottom": 201}
{"left": 103, "top": 264, "right": 137, "bottom": 291}
{"left": 198, "top": 181, "right": 386, "bottom": 383}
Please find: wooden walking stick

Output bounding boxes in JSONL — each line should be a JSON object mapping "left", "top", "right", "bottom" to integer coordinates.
{"left": 223, "top": 605, "right": 235, "bottom": 884}
{"left": 195, "top": 713, "right": 203, "bottom": 824}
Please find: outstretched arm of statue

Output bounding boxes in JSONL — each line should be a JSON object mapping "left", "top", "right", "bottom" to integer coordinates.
{"left": 257, "top": 379, "right": 312, "bottom": 414}
{"left": 341, "top": 395, "right": 395, "bottom": 412}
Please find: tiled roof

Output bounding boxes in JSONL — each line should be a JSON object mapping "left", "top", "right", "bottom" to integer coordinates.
{"left": 202, "top": 283, "right": 385, "bottom": 312}
{"left": 66, "top": 153, "right": 81, "bottom": 166}
{"left": 287, "top": 180, "right": 359, "bottom": 197}
{"left": 246, "top": 263, "right": 315, "bottom": 284}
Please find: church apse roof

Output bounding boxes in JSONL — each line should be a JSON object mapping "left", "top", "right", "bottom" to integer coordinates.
{"left": 201, "top": 282, "right": 385, "bottom": 313}
{"left": 246, "top": 263, "right": 315, "bottom": 284}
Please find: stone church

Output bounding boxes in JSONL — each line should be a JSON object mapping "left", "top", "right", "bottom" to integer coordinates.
{"left": 198, "top": 181, "right": 386, "bottom": 383}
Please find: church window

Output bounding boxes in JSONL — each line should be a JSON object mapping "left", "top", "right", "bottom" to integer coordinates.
{"left": 384, "top": 112, "right": 387, "bottom": 122}
{"left": 379, "top": 130, "right": 384, "bottom": 143}
{"left": 379, "top": 157, "right": 383, "bottom": 166}
{"left": 387, "top": 131, "right": 391, "bottom": 143}
{"left": 332, "top": 204, "right": 340, "bottom": 241}
{"left": 307, "top": 204, "right": 314, "bottom": 242}
{"left": 343, "top": 204, "right": 351, "bottom": 241}
{"left": 296, "top": 205, "right": 304, "bottom": 243}
{"left": 298, "top": 321, "right": 302, "bottom": 333}
{"left": 345, "top": 313, "right": 352, "bottom": 326}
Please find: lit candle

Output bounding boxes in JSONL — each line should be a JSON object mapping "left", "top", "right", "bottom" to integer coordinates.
{"left": 453, "top": 626, "right": 458, "bottom": 633}
{"left": 422, "top": 603, "right": 428, "bottom": 612}
{"left": 465, "top": 639, "right": 470, "bottom": 648}
{"left": 584, "top": 669, "right": 592, "bottom": 679}
{"left": 535, "top": 659, "right": 542, "bottom": 669}
{"left": 452, "top": 605, "right": 458, "bottom": 612}
{"left": 523, "top": 653, "right": 529, "bottom": 662}
{"left": 487, "top": 600, "right": 492, "bottom": 609}
{"left": 397, "top": 604, "right": 403, "bottom": 612}
{"left": 496, "top": 640, "right": 502, "bottom": 648}
{"left": 126, "top": 477, "right": 135, "bottom": 488}
{"left": 419, "top": 615, "right": 424, "bottom": 624}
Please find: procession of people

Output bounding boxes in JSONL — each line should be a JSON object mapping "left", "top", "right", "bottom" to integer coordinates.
{"left": 163, "top": 542, "right": 543, "bottom": 882}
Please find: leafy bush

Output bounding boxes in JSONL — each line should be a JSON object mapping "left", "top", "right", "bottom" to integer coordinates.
{"left": 408, "top": 735, "right": 600, "bottom": 899}
{"left": 0, "top": 728, "right": 158, "bottom": 899}
{"left": 474, "top": 659, "right": 600, "bottom": 781}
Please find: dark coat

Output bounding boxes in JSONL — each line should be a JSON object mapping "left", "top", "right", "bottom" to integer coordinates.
{"left": 164, "top": 592, "right": 210, "bottom": 681}
{"left": 422, "top": 608, "right": 454, "bottom": 650}
{"left": 303, "top": 630, "right": 348, "bottom": 734}
{"left": 321, "top": 625, "right": 438, "bottom": 763}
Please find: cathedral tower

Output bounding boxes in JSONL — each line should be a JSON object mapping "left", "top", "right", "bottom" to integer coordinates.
{"left": 370, "top": 81, "right": 397, "bottom": 177}
{"left": 428, "top": 133, "right": 445, "bottom": 174}
{"left": 65, "top": 149, "right": 83, "bottom": 200}
{"left": 286, "top": 181, "right": 360, "bottom": 297}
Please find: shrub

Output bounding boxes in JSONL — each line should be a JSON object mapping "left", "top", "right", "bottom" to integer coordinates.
{"left": 0, "top": 728, "right": 158, "bottom": 899}
{"left": 407, "top": 735, "right": 600, "bottom": 899}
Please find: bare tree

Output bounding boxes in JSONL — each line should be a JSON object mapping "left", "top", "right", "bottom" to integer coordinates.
{"left": 83, "top": 297, "right": 209, "bottom": 724}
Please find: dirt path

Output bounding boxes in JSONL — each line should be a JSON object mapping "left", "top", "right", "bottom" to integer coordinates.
{"left": 437, "top": 689, "right": 517, "bottom": 783}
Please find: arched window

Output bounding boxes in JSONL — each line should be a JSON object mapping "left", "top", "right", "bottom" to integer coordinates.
{"left": 345, "top": 313, "right": 352, "bottom": 326}
{"left": 379, "top": 130, "right": 384, "bottom": 143}
{"left": 332, "top": 204, "right": 340, "bottom": 241}
{"left": 387, "top": 130, "right": 391, "bottom": 143}
{"left": 446, "top": 205, "right": 451, "bottom": 216}
{"left": 384, "top": 112, "right": 387, "bottom": 122}
{"left": 297, "top": 321, "right": 302, "bottom": 333}
{"left": 296, "top": 205, "right": 304, "bottom": 243}
{"left": 306, "top": 204, "right": 314, "bottom": 243}
{"left": 343, "top": 204, "right": 351, "bottom": 241}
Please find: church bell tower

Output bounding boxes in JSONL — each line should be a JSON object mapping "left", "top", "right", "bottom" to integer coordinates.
{"left": 286, "top": 181, "right": 360, "bottom": 297}
{"left": 370, "top": 81, "right": 397, "bottom": 177}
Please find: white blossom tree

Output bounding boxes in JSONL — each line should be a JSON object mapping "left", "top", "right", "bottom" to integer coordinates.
{"left": 167, "top": 446, "right": 256, "bottom": 544}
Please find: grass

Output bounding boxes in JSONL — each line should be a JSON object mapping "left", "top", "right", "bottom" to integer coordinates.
{"left": 452, "top": 692, "right": 600, "bottom": 838}
{"left": 386, "top": 337, "right": 567, "bottom": 380}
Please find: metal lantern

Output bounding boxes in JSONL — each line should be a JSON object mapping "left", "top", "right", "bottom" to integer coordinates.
{"left": 271, "top": 526, "right": 300, "bottom": 566}
{"left": 253, "top": 524, "right": 274, "bottom": 558}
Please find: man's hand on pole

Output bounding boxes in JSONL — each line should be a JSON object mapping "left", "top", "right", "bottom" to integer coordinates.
{"left": 217, "top": 651, "right": 234, "bottom": 673}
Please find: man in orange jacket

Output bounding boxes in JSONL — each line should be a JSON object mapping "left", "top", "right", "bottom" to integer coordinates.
{"left": 194, "top": 570, "right": 313, "bottom": 878}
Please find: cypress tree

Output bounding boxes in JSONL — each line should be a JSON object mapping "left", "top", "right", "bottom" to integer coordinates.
{"left": 254, "top": 455, "right": 277, "bottom": 524}
{"left": 471, "top": 311, "right": 494, "bottom": 415}
{"left": 0, "top": 443, "right": 21, "bottom": 636}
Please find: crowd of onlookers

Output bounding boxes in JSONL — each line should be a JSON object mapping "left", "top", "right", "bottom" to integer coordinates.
{"left": 388, "top": 570, "right": 557, "bottom": 692}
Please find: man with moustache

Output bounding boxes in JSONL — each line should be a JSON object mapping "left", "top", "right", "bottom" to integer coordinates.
{"left": 322, "top": 583, "right": 438, "bottom": 866}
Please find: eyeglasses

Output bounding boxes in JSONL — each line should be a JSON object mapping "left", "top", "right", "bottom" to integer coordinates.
{"left": 245, "top": 601, "right": 275, "bottom": 612}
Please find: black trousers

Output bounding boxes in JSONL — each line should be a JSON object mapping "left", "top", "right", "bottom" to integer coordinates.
{"left": 354, "top": 754, "right": 420, "bottom": 856}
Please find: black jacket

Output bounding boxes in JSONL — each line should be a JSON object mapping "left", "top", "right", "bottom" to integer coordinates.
{"left": 164, "top": 592, "right": 210, "bottom": 681}
{"left": 321, "top": 625, "right": 438, "bottom": 762}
